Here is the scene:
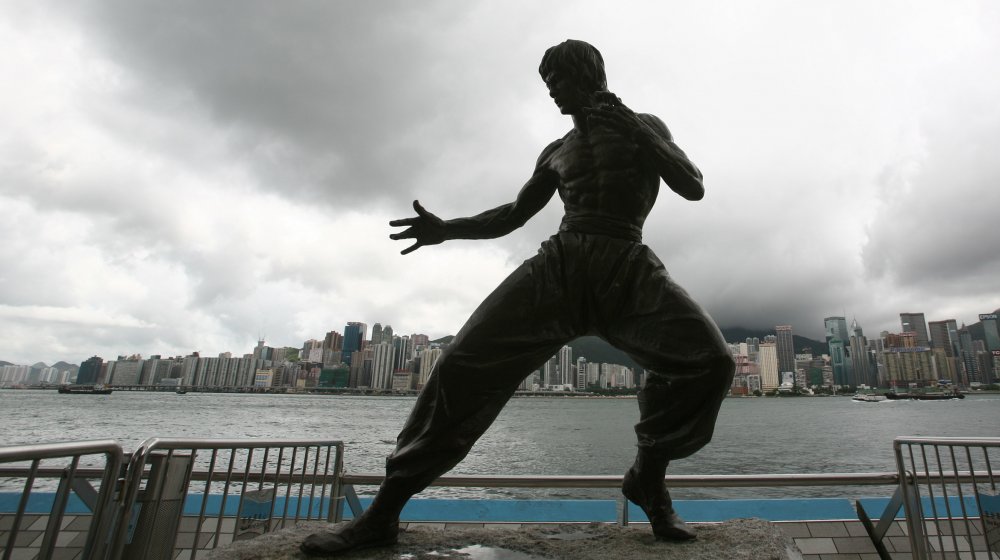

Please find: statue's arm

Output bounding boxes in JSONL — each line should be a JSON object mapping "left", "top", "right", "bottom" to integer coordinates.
{"left": 389, "top": 141, "right": 561, "bottom": 254}
{"left": 445, "top": 142, "right": 561, "bottom": 239}
{"left": 635, "top": 113, "right": 705, "bottom": 201}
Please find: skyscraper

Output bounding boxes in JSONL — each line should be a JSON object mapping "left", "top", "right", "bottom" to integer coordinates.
{"left": 392, "top": 335, "right": 411, "bottom": 371}
{"left": 77, "top": 356, "right": 103, "bottom": 385}
{"left": 558, "top": 346, "right": 573, "bottom": 386}
{"left": 928, "top": 319, "right": 961, "bottom": 357}
{"left": 371, "top": 342, "right": 395, "bottom": 390}
{"left": 848, "top": 319, "right": 873, "bottom": 386}
{"left": 758, "top": 342, "right": 778, "bottom": 391}
{"left": 370, "top": 323, "right": 384, "bottom": 345}
{"left": 775, "top": 325, "right": 795, "bottom": 374}
{"left": 900, "top": 313, "right": 930, "bottom": 347}
{"left": 323, "top": 331, "right": 343, "bottom": 352}
{"left": 824, "top": 317, "right": 849, "bottom": 346}
{"left": 342, "top": 322, "right": 367, "bottom": 366}
{"left": 980, "top": 313, "right": 1000, "bottom": 352}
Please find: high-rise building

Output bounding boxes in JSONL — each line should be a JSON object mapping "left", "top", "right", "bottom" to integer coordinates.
{"left": 824, "top": 317, "right": 849, "bottom": 347}
{"left": 323, "top": 331, "right": 343, "bottom": 352}
{"left": 544, "top": 356, "right": 559, "bottom": 387}
{"left": 371, "top": 343, "right": 395, "bottom": 390}
{"left": 370, "top": 323, "right": 384, "bottom": 345}
{"left": 829, "top": 339, "right": 849, "bottom": 386}
{"left": 928, "top": 320, "right": 961, "bottom": 357}
{"left": 823, "top": 317, "right": 851, "bottom": 385}
{"left": 342, "top": 322, "right": 367, "bottom": 366}
{"left": 884, "top": 348, "right": 939, "bottom": 385}
{"left": 745, "top": 337, "right": 759, "bottom": 363}
{"left": 575, "top": 357, "right": 587, "bottom": 390}
{"left": 758, "top": 342, "right": 778, "bottom": 391}
{"left": 848, "top": 319, "right": 873, "bottom": 386}
{"left": 558, "top": 346, "right": 574, "bottom": 387}
{"left": 410, "top": 334, "right": 430, "bottom": 348}
{"left": 958, "top": 325, "right": 980, "bottom": 383}
{"left": 392, "top": 335, "right": 411, "bottom": 371}
{"left": 418, "top": 347, "right": 442, "bottom": 386}
{"left": 900, "top": 313, "right": 930, "bottom": 347}
{"left": 775, "top": 325, "right": 795, "bottom": 374}
{"left": 77, "top": 356, "right": 103, "bottom": 385}
{"left": 980, "top": 313, "right": 1000, "bottom": 352}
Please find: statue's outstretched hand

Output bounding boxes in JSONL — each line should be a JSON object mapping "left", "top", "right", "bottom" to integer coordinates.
{"left": 389, "top": 200, "right": 446, "bottom": 255}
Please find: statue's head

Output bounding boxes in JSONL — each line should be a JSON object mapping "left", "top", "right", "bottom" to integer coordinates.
{"left": 538, "top": 40, "right": 608, "bottom": 93}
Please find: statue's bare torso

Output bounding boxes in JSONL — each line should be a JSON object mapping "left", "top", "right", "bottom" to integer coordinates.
{"left": 547, "top": 118, "right": 661, "bottom": 232}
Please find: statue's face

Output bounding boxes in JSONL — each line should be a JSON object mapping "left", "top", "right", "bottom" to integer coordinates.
{"left": 543, "top": 70, "right": 590, "bottom": 115}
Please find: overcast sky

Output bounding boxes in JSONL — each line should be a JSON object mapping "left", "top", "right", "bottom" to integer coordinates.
{"left": 2, "top": 1, "right": 998, "bottom": 365}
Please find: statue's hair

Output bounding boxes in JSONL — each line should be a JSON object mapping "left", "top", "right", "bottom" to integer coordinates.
{"left": 538, "top": 39, "right": 607, "bottom": 92}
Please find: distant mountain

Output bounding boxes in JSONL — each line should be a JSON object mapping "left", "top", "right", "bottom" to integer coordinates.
{"left": 32, "top": 361, "right": 48, "bottom": 369}
{"left": 51, "top": 361, "right": 80, "bottom": 373}
{"left": 0, "top": 360, "right": 12, "bottom": 367}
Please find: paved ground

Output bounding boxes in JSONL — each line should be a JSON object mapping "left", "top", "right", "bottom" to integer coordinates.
{"left": 206, "top": 518, "right": 801, "bottom": 560}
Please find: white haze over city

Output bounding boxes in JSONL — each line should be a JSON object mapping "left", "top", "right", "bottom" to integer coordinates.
{"left": 2, "top": 1, "right": 999, "bottom": 365}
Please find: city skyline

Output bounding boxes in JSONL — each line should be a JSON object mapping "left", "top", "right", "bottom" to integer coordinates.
{"left": 2, "top": 3, "right": 999, "bottom": 365}
{"left": 4, "top": 307, "right": 997, "bottom": 370}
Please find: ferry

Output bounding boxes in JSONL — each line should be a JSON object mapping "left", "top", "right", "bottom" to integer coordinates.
{"left": 57, "top": 384, "right": 113, "bottom": 395}
{"left": 883, "top": 389, "right": 964, "bottom": 401}
{"left": 851, "top": 393, "right": 887, "bottom": 403}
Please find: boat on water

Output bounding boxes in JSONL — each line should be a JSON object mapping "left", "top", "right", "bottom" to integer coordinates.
{"left": 883, "top": 390, "right": 964, "bottom": 401}
{"left": 58, "top": 384, "right": 113, "bottom": 395}
{"left": 852, "top": 393, "right": 887, "bottom": 402}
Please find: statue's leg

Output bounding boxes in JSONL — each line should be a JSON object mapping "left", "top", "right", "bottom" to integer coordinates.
{"left": 302, "top": 240, "right": 574, "bottom": 556}
{"left": 598, "top": 244, "right": 735, "bottom": 541}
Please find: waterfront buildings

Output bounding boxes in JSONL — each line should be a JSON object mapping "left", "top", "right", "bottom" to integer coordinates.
{"left": 6, "top": 307, "right": 998, "bottom": 393}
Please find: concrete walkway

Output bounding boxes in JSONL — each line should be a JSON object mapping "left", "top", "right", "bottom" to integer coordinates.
{"left": 206, "top": 518, "right": 803, "bottom": 560}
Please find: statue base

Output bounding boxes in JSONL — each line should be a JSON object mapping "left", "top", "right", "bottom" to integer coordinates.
{"left": 206, "top": 518, "right": 802, "bottom": 559}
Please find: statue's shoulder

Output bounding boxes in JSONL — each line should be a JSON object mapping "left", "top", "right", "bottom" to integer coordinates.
{"left": 637, "top": 113, "right": 673, "bottom": 141}
{"left": 535, "top": 133, "right": 570, "bottom": 167}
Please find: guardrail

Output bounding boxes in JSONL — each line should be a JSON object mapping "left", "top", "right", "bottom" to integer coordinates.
{"left": 6, "top": 436, "right": 995, "bottom": 559}
{"left": 109, "top": 438, "right": 345, "bottom": 560}
{"left": 1, "top": 438, "right": 343, "bottom": 560}
{"left": 0, "top": 440, "right": 123, "bottom": 560}
{"left": 893, "top": 437, "right": 999, "bottom": 560}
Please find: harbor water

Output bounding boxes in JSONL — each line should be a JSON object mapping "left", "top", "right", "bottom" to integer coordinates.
{"left": 2, "top": 390, "right": 998, "bottom": 500}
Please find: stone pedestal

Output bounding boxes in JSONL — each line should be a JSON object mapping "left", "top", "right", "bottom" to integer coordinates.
{"left": 207, "top": 518, "right": 802, "bottom": 560}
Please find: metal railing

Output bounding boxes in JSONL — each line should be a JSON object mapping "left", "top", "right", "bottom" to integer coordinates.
{"left": 1, "top": 438, "right": 343, "bottom": 560}
{"left": 0, "top": 440, "right": 123, "bottom": 560}
{"left": 109, "top": 437, "right": 345, "bottom": 560}
{"left": 893, "top": 437, "right": 999, "bottom": 560}
{"left": 9, "top": 436, "right": 996, "bottom": 559}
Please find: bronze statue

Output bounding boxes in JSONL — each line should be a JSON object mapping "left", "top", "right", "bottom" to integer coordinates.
{"left": 302, "top": 39, "right": 735, "bottom": 556}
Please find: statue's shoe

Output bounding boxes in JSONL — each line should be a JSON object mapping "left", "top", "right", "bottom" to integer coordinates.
{"left": 300, "top": 519, "right": 399, "bottom": 556}
{"left": 622, "top": 468, "right": 697, "bottom": 541}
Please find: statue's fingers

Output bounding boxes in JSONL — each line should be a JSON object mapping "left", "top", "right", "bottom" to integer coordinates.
{"left": 400, "top": 241, "right": 422, "bottom": 255}
{"left": 413, "top": 200, "right": 429, "bottom": 217}
{"left": 389, "top": 217, "right": 418, "bottom": 227}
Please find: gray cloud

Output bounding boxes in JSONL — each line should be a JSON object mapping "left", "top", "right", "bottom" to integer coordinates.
{"left": 2, "top": 1, "right": 999, "bottom": 364}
